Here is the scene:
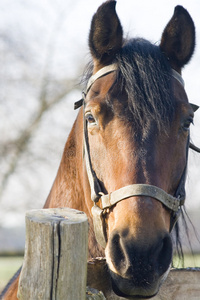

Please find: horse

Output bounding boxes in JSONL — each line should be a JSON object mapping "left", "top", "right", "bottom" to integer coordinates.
{"left": 1, "top": 1, "right": 199, "bottom": 299}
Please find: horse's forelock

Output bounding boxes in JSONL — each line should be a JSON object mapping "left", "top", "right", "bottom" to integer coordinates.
{"left": 115, "top": 38, "right": 175, "bottom": 133}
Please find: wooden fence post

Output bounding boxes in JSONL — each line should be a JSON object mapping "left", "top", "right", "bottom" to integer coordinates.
{"left": 17, "top": 208, "right": 88, "bottom": 300}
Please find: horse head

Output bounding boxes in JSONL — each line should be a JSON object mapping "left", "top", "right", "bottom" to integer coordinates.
{"left": 79, "top": 1, "right": 196, "bottom": 298}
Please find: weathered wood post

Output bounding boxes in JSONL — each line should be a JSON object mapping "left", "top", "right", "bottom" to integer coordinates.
{"left": 17, "top": 208, "right": 88, "bottom": 300}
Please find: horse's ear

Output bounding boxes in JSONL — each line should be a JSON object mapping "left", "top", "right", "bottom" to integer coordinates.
{"left": 89, "top": 0, "right": 123, "bottom": 66}
{"left": 160, "top": 6, "right": 195, "bottom": 70}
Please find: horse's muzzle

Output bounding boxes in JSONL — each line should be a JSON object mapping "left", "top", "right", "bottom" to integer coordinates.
{"left": 106, "top": 230, "right": 172, "bottom": 299}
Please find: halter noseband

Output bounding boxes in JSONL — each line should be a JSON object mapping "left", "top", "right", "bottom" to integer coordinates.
{"left": 74, "top": 64, "right": 199, "bottom": 248}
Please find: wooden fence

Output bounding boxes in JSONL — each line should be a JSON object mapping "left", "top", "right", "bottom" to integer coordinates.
{"left": 17, "top": 208, "right": 200, "bottom": 300}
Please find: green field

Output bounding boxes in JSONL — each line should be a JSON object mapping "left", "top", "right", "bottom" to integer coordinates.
{"left": 0, "top": 256, "right": 23, "bottom": 294}
{"left": 173, "top": 253, "right": 200, "bottom": 268}
{"left": 0, "top": 254, "right": 200, "bottom": 294}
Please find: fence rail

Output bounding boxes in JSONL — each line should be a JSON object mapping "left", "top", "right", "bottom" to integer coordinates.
{"left": 87, "top": 258, "right": 200, "bottom": 299}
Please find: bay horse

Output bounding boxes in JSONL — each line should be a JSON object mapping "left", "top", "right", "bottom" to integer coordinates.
{"left": 1, "top": 1, "right": 199, "bottom": 299}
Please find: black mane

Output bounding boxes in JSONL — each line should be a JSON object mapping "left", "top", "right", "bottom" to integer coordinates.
{"left": 114, "top": 38, "right": 175, "bottom": 133}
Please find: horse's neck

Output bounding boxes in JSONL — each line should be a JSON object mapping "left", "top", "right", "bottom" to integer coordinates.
{"left": 44, "top": 120, "right": 83, "bottom": 209}
{"left": 43, "top": 115, "right": 104, "bottom": 258}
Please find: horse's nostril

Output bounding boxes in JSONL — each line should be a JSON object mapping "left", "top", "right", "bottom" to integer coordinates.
{"left": 108, "top": 230, "right": 173, "bottom": 281}
{"left": 157, "top": 235, "right": 172, "bottom": 276}
{"left": 110, "top": 231, "right": 127, "bottom": 271}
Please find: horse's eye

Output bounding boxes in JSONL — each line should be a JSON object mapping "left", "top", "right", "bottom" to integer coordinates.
{"left": 85, "top": 112, "right": 97, "bottom": 125}
{"left": 183, "top": 118, "right": 193, "bottom": 131}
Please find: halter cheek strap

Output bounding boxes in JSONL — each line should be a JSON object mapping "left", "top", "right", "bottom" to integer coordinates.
{"left": 74, "top": 63, "right": 199, "bottom": 248}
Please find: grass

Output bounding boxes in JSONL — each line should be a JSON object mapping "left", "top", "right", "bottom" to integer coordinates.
{"left": 173, "top": 253, "right": 200, "bottom": 268}
{"left": 0, "top": 256, "right": 23, "bottom": 294}
{"left": 0, "top": 254, "right": 199, "bottom": 294}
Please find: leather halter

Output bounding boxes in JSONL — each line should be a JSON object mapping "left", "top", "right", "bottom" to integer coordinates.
{"left": 74, "top": 64, "right": 199, "bottom": 248}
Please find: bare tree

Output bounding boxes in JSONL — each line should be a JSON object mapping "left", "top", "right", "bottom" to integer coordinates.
{"left": 0, "top": 0, "right": 86, "bottom": 214}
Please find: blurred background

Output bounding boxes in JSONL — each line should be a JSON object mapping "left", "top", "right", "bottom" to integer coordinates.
{"left": 0, "top": 0, "right": 200, "bottom": 292}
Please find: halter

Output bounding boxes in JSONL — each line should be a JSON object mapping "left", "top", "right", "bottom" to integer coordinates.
{"left": 74, "top": 63, "right": 199, "bottom": 248}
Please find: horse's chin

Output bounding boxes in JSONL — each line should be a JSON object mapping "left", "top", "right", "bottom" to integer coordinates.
{"left": 109, "top": 269, "right": 170, "bottom": 299}
{"left": 112, "top": 283, "right": 157, "bottom": 300}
